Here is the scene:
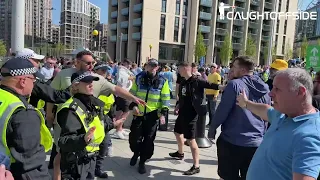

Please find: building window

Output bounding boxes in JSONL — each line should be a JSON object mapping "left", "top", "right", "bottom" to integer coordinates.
{"left": 174, "top": 17, "right": 179, "bottom": 42}
{"left": 159, "top": 46, "right": 168, "bottom": 59}
{"left": 276, "top": 20, "right": 279, "bottom": 33}
{"left": 176, "top": 0, "right": 181, "bottom": 15}
{"left": 160, "top": 28, "right": 165, "bottom": 40}
{"left": 183, "top": 0, "right": 188, "bottom": 16}
{"left": 181, "top": 18, "right": 187, "bottom": 43}
{"left": 282, "top": 37, "right": 285, "bottom": 54}
{"left": 161, "top": 14, "right": 166, "bottom": 27}
{"left": 284, "top": 20, "right": 287, "bottom": 34}
{"left": 162, "top": 0, "right": 167, "bottom": 12}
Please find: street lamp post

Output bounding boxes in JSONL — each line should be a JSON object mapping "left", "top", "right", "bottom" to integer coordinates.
{"left": 11, "top": 0, "right": 25, "bottom": 52}
{"left": 119, "top": 33, "right": 123, "bottom": 61}
{"left": 149, "top": 44, "right": 152, "bottom": 58}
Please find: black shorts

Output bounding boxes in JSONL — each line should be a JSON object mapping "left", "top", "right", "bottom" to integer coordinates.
{"left": 115, "top": 96, "right": 130, "bottom": 112}
{"left": 216, "top": 137, "right": 257, "bottom": 180}
{"left": 173, "top": 113, "right": 198, "bottom": 139}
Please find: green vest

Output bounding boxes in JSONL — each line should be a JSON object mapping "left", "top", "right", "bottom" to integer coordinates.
{"left": 0, "top": 89, "right": 53, "bottom": 164}
{"left": 57, "top": 98, "right": 105, "bottom": 152}
{"left": 98, "top": 94, "right": 115, "bottom": 114}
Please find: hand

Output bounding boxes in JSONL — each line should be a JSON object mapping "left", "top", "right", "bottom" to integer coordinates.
{"left": 213, "top": 96, "right": 218, "bottom": 101}
{"left": 84, "top": 126, "right": 96, "bottom": 143}
{"left": 0, "top": 165, "right": 14, "bottom": 180}
{"left": 173, "top": 107, "right": 179, "bottom": 115}
{"left": 128, "top": 76, "right": 135, "bottom": 81}
{"left": 113, "top": 118, "right": 125, "bottom": 127}
{"left": 159, "top": 116, "right": 166, "bottom": 125}
{"left": 132, "top": 106, "right": 140, "bottom": 116}
{"left": 132, "top": 97, "right": 146, "bottom": 106}
{"left": 236, "top": 89, "right": 248, "bottom": 108}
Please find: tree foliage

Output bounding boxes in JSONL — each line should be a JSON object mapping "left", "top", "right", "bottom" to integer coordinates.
{"left": 194, "top": 29, "right": 206, "bottom": 63}
{"left": 300, "top": 36, "right": 308, "bottom": 58}
{"left": 0, "top": 40, "right": 7, "bottom": 57}
{"left": 284, "top": 40, "right": 293, "bottom": 60}
{"left": 219, "top": 33, "right": 233, "bottom": 66}
{"left": 245, "top": 34, "right": 256, "bottom": 58}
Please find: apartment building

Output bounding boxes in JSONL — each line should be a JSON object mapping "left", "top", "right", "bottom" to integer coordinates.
{"left": 108, "top": 0, "right": 297, "bottom": 65}
{"left": 97, "top": 23, "right": 109, "bottom": 52}
{"left": 51, "top": 24, "right": 60, "bottom": 44}
{"left": 0, "top": 0, "right": 53, "bottom": 49}
{"left": 60, "top": 0, "right": 100, "bottom": 50}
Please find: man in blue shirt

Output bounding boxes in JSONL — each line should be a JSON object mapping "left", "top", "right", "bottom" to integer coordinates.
{"left": 237, "top": 68, "right": 320, "bottom": 180}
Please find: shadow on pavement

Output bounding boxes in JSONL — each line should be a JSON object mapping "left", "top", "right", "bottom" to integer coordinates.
{"left": 105, "top": 156, "right": 218, "bottom": 180}
{"left": 154, "top": 139, "right": 179, "bottom": 145}
{"left": 183, "top": 158, "right": 218, "bottom": 166}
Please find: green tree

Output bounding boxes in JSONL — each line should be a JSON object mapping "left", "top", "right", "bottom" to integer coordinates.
{"left": 284, "top": 40, "right": 293, "bottom": 60}
{"left": 194, "top": 29, "right": 206, "bottom": 63}
{"left": 245, "top": 34, "right": 256, "bottom": 58}
{"left": 55, "top": 43, "right": 66, "bottom": 56}
{"left": 294, "top": 48, "right": 301, "bottom": 58}
{"left": 300, "top": 36, "right": 308, "bottom": 58}
{"left": 272, "top": 45, "right": 276, "bottom": 61}
{"left": 0, "top": 40, "right": 6, "bottom": 57}
{"left": 263, "top": 46, "right": 268, "bottom": 62}
{"left": 219, "top": 33, "right": 233, "bottom": 66}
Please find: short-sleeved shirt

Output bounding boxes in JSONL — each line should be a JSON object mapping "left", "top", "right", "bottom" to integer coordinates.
{"left": 247, "top": 108, "right": 320, "bottom": 180}
{"left": 50, "top": 68, "right": 116, "bottom": 98}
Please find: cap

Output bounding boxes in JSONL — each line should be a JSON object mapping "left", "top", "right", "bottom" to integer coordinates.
{"left": 270, "top": 59, "right": 288, "bottom": 71}
{"left": 93, "top": 61, "right": 112, "bottom": 71}
{"left": 210, "top": 63, "right": 218, "bottom": 68}
{"left": 71, "top": 71, "right": 99, "bottom": 84}
{"left": 1, "top": 57, "right": 43, "bottom": 79}
{"left": 15, "top": 48, "right": 45, "bottom": 60}
{"left": 146, "top": 59, "right": 159, "bottom": 67}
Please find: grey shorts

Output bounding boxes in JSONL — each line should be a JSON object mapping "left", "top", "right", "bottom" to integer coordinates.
{"left": 53, "top": 124, "right": 61, "bottom": 152}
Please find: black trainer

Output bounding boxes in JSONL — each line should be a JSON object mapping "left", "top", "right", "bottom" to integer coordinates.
{"left": 183, "top": 165, "right": 200, "bottom": 175}
{"left": 95, "top": 169, "right": 108, "bottom": 179}
{"left": 138, "top": 162, "right": 146, "bottom": 174}
{"left": 130, "top": 154, "right": 139, "bottom": 166}
{"left": 169, "top": 151, "right": 184, "bottom": 160}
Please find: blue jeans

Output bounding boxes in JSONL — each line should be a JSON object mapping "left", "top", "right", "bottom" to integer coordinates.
{"left": 206, "top": 95, "right": 217, "bottom": 125}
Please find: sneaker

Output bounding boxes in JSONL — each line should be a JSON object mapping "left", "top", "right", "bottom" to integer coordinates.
{"left": 169, "top": 151, "right": 184, "bottom": 160}
{"left": 113, "top": 131, "right": 125, "bottom": 139}
{"left": 106, "top": 146, "right": 113, "bottom": 157}
{"left": 183, "top": 165, "right": 200, "bottom": 175}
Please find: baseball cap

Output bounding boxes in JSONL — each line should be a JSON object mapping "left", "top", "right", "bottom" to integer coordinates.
{"left": 270, "top": 59, "right": 288, "bottom": 71}
{"left": 146, "top": 59, "right": 159, "bottom": 67}
{"left": 1, "top": 57, "right": 44, "bottom": 79}
{"left": 71, "top": 71, "right": 99, "bottom": 84}
{"left": 210, "top": 63, "right": 218, "bottom": 68}
{"left": 15, "top": 48, "right": 45, "bottom": 60}
{"left": 93, "top": 61, "right": 112, "bottom": 71}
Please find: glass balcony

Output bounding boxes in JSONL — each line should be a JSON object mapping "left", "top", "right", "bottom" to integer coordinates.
{"left": 199, "top": 25, "right": 210, "bottom": 33}
{"left": 120, "top": 34, "right": 128, "bottom": 41}
{"left": 121, "top": 8, "right": 129, "bottom": 16}
{"left": 110, "top": 35, "right": 117, "bottom": 42}
{"left": 122, "top": 0, "right": 129, "bottom": 2}
{"left": 233, "top": 43, "right": 242, "bottom": 49}
{"left": 263, "top": 24, "right": 271, "bottom": 30}
{"left": 111, "top": 0, "right": 118, "bottom": 6}
{"left": 216, "top": 40, "right": 224, "bottom": 47}
{"left": 133, "top": 3, "right": 142, "bottom": 12}
{"left": 203, "top": 39, "right": 209, "bottom": 45}
{"left": 132, "top": 32, "right": 141, "bottom": 40}
{"left": 110, "top": 23, "right": 117, "bottom": 30}
{"left": 216, "top": 18, "right": 228, "bottom": 23}
{"left": 199, "top": 12, "right": 212, "bottom": 21}
{"left": 236, "top": 7, "right": 245, "bottom": 12}
{"left": 262, "top": 35, "right": 269, "bottom": 41}
{"left": 249, "top": 21, "right": 259, "bottom": 28}
{"left": 111, "top": 11, "right": 117, "bottom": 18}
{"left": 200, "top": 0, "right": 212, "bottom": 7}
{"left": 236, "top": 0, "right": 246, "bottom": 2}
{"left": 265, "top": 2, "right": 273, "bottom": 9}
{"left": 249, "top": 33, "right": 257, "bottom": 40}
{"left": 234, "top": 19, "right": 244, "bottom": 26}
{"left": 251, "top": 0, "right": 260, "bottom": 6}
{"left": 133, "top": 18, "right": 142, "bottom": 26}
{"left": 216, "top": 28, "right": 227, "bottom": 35}
{"left": 233, "top": 30, "right": 243, "bottom": 38}
{"left": 120, "top": 21, "right": 128, "bottom": 28}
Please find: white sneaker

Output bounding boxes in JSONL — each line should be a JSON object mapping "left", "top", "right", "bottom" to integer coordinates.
{"left": 113, "top": 131, "right": 125, "bottom": 139}
{"left": 107, "top": 146, "right": 113, "bottom": 157}
{"left": 122, "top": 130, "right": 130, "bottom": 136}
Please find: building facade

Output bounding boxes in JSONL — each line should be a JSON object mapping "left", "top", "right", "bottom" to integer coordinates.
{"left": 60, "top": 0, "right": 100, "bottom": 50}
{"left": 0, "top": 0, "right": 53, "bottom": 50}
{"left": 51, "top": 24, "right": 60, "bottom": 44}
{"left": 108, "top": 0, "right": 297, "bottom": 65}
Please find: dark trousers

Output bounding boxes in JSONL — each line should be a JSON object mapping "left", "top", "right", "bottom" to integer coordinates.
{"left": 206, "top": 95, "right": 217, "bottom": 125}
{"left": 61, "top": 156, "right": 96, "bottom": 180}
{"left": 96, "top": 133, "right": 112, "bottom": 170}
{"left": 129, "top": 111, "right": 158, "bottom": 162}
{"left": 217, "top": 136, "right": 257, "bottom": 180}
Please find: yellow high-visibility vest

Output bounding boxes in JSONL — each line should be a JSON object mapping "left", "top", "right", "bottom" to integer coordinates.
{"left": 0, "top": 89, "right": 53, "bottom": 164}
{"left": 57, "top": 98, "right": 105, "bottom": 152}
{"left": 98, "top": 94, "right": 115, "bottom": 115}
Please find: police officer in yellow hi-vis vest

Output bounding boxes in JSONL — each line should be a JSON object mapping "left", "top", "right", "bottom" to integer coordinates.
{"left": 129, "top": 59, "right": 171, "bottom": 174}
{"left": 0, "top": 57, "right": 52, "bottom": 180}
{"left": 56, "top": 71, "right": 122, "bottom": 180}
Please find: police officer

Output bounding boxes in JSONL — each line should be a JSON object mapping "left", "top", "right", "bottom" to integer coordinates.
{"left": 0, "top": 57, "right": 53, "bottom": 179}
{"left": 57, "top": 71, "right": 122, "bottom": 180}
{"left": 15, "top": 48, "right": 71, "bottom": 109}
{"left": 93, "top": 62, "right": 115, "bottom": 178}
{"left": 128, "top": 59, "right": 171, "bottom": 174}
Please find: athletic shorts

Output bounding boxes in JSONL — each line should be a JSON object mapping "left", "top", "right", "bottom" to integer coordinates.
{"left": 174, "top": 113, "right": 198, "bottom": 139}
{"left": 115, "top": 96, "right": 130, "bottom": 112}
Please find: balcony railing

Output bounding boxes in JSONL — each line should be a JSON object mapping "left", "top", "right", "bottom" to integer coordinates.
{"left": 133, "top": 3, "right": 142, "bottom": 12}
{"left": 236, "top": 7, "right": 245, "bottom": 12}
{"left": 249, "top": 21, "right": 259, "bottom": 28}
{"left": 199, "top": 12, "right": 212, "bottom": 21}
{"left": 110, "top": 23, "right": 117, "bottom": 30}
{"left": 233, "top": 43, "right": 242, "bottom": 49}
{"left": 216, "top": 40, "right": 224, "bottom": 47}
{"left": 251, "top": 0, "right": 260, "bottom": 5}
{"left": 111, "top": 0, "right": 118, "bottom": 6}
{"left": 132, "top": 32, "right": 141, "bottom": 40}
{"left": 234, "top": 19, "right": 244, "bottom": 26}
{"left": 120, "top": 21, "right": 128, "bottom": 28}
{"left": 200, "top": 0, "right": 212, "bottom": 7}
{"left": 262, "top": 35, "right": 269, "bottom": 41}
{"left": 121, "top": 34, "right": 128, "bottom": 41}
{"left": 216, "top": 18, "right": 228, "bottom": 23}
{"left": 122, "top": 0, "right": 129, "bottom": 2}
{"left": 133, "top": 18, "right": 142, "bottom": 26}
{"left": 216, "top": 28, "right": 227, "bottom": 35}
{"left": 110, "top": 35, "right": 116, "bottom": 42}
{"left": 121, "top": 8, "right": 129, "bottom": 16}
{"left": 233, "top": 30, "right": 243, "bottom": 37}
{"left": 198, "top": 25, "right": 210, "bottom": 33}
{"left": 111, "top": 11, "right": 117, "bottom": 18}
{"left": 263, "top": 24, "right": 271, "bottom": 30}
{"left": 265, "top": 2, "right": 273, "bottom": 9}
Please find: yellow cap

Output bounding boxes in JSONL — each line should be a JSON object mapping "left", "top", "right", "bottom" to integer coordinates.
{"left": 270, "top": 59, "right": 288, "bottom": 71}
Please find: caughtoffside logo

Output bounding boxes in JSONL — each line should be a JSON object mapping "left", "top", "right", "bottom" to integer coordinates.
{"left": 218, "top": 2, "right": 317, "bottom": 20}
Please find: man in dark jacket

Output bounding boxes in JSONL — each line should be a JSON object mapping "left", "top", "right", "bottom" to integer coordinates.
{"left": 208, "top": 56, "right": 271, "bottom": 180}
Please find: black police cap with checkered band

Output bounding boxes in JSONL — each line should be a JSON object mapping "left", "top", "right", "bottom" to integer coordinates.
{"left": 71, "top": 71, "right": 99, "bottom": 84}
{"left": 1, "top": 57, "right": 43, "bottom": 79}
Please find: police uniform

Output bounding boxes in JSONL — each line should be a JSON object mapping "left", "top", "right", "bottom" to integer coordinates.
{"left": 128, "top": 59, "right": 170, "bottom": 174}
{"left": 0, "top": 58, "right": 53, "bottom": 180}
{"left": 56, "top": 71, "right": 107, "bottom": 180}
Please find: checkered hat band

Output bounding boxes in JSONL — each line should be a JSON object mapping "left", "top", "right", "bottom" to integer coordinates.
{"left": 17, "top": 54, "right": 33, "bottom": 59}
{"left": 10, "top": 67, "right": 37, "bottom": 76}
{"left": 94, "top": 64, "right": 108, "bottom": 70}
{"left": 72, "top": 72, "right": 92, "bottom": 83}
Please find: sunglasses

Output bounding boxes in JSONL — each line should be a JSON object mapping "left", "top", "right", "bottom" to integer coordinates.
{"left": 80, "top": 59, "right": 95, "bottom": 65}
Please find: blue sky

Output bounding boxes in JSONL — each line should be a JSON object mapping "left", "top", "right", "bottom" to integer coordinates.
{"left": 52, "top": 0, "right": 109, "bottom": 25}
